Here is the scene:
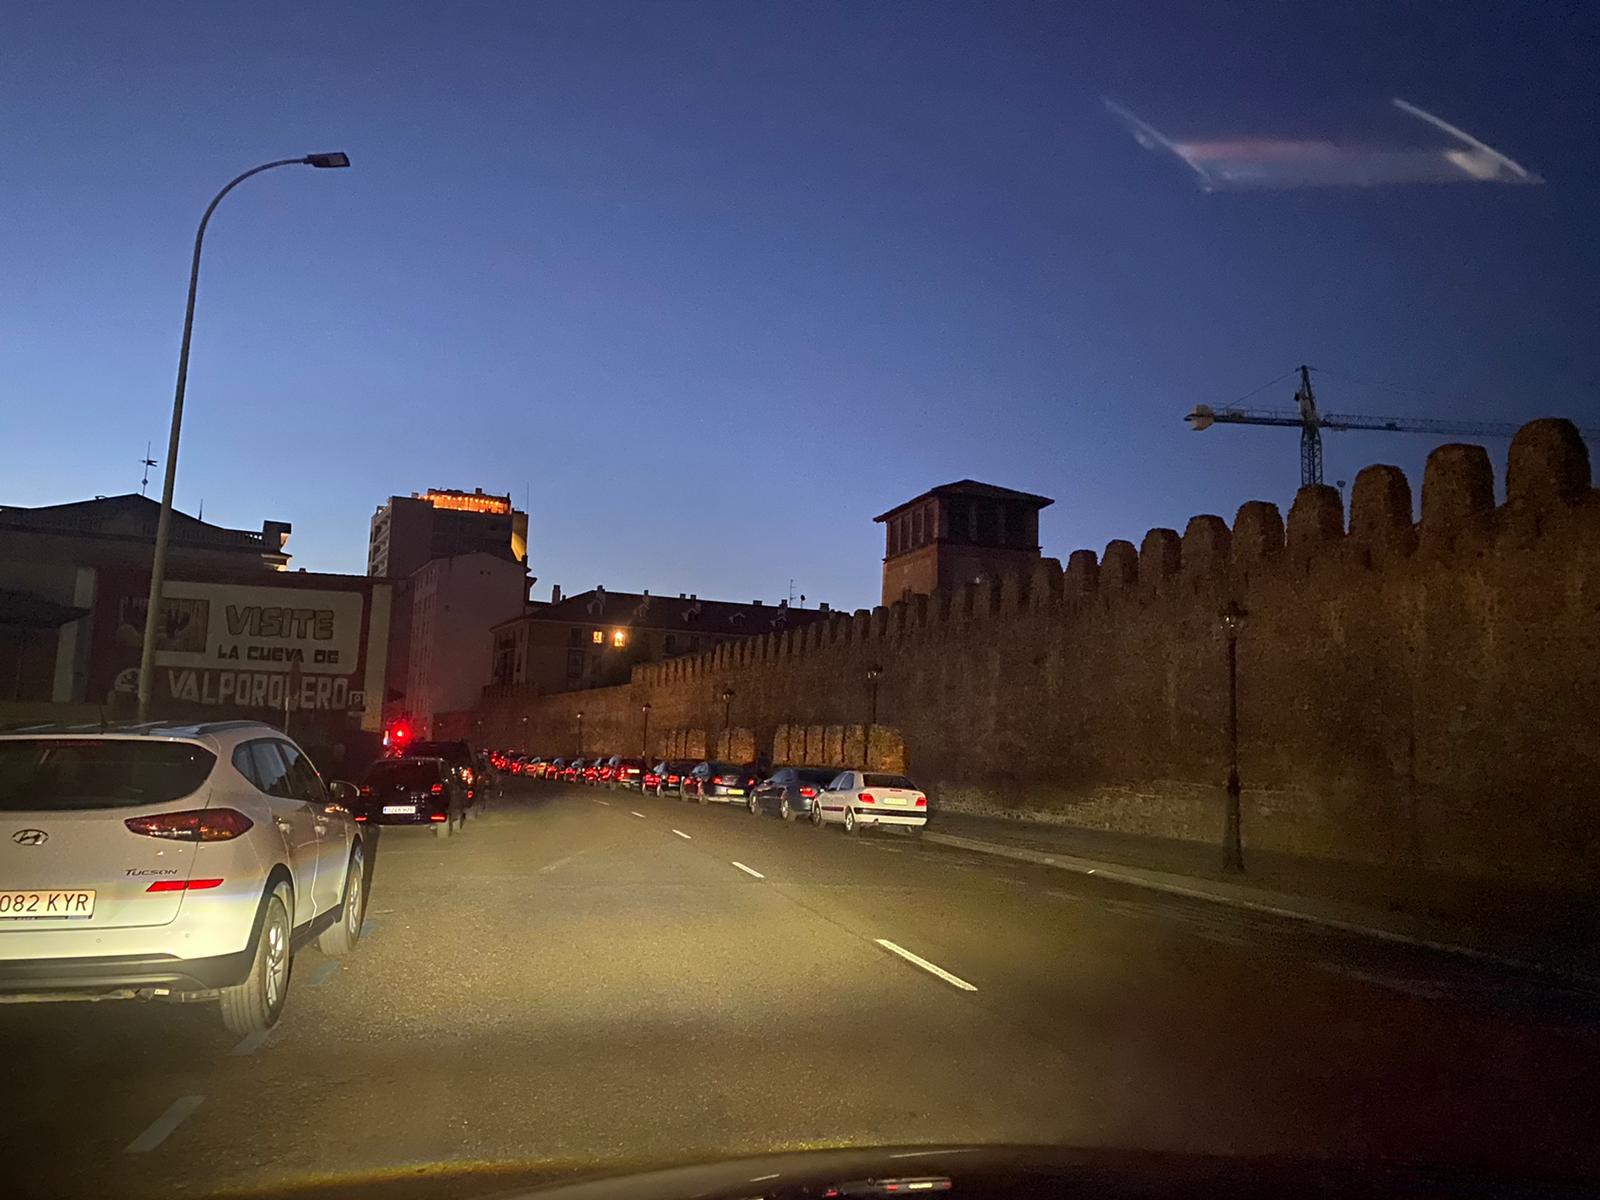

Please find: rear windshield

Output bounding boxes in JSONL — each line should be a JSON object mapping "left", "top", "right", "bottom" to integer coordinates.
{"left": 364, "top": 760, "right": 440, "bottom": 787}
{"left": 863, "top": 773, "right": 916, "bottom": 789}
{"left": 797, "top": 768, "right": 839, "bottom": 784}
{"left": 0, "top": 738, "right": 216, "bottom": 811}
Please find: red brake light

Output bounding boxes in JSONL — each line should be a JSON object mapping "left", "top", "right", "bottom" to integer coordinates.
{"left": 668, "top": 775, "right": 679, "bottom": 783}
{"left": 125, "top": 809, "right": 254, "bottom": 841}
{"left": 429, "top": 812, "right": 447, "bottom": 822}
{"left": 799, "top": 787, "right": 817, "bottom": 797}
{"left": 859, "top": 792, "right": 875, "bottom": 804}
{"left": 146, "top": 878, "right": 223, "bottom": 893}
{"left": 355, "top": 815, "right": 368, "bottom": 822}
{"left": 430, "top": 783, "right": 445, "bottom": 795}
{"left": 915, "top": 795, "right": 927, "bottom": 807}
{"left": 358, "top": 785, "right": 374, "bottom": 796}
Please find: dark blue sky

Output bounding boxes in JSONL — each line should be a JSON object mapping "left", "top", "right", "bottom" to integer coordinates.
{"left": 5, "top": 2, "right": 1596, "bottom": 610}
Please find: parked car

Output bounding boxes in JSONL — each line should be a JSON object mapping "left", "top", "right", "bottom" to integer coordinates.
{"left": 0, "top": 721, "right": 367, "bottom": 1034}
{"left": 597, "top": 755, "right": 622, "bottom": 784}
{"left": 811, "top": 770, "right": 928, "bottom": 834}
{"left": 404, "top": 739, "right": 484, "bottom": 807}
{"left": 746, "top": 766, "right": 841, "bottom": 821}
{"left": 683, "top": 760, "right": 762, "bottom": 804}
{"left": 645, "top": 760, "right": 696, "bottom": 796}
{"left": 562, "top": 758, "right": 585, "bottom": 783}
{"left": 610, "top": 757, "right": 647, "bottom": 789}
{"left": 354, "top": 756, "right": 467, "bottom": 836}
{"left": 583, "top": 759, "right": 605, "bottom": 785}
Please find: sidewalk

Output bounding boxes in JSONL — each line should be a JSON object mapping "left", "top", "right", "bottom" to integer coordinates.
{"left": 923, "top": 811, "right": 1600, "bottom": 982}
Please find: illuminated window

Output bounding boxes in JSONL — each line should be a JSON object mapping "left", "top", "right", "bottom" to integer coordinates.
{"left": 612, "top": 629, "right": 627, "bottom": 648}
{"left": 591, "top": 630, "right": 603, "bottom": 644}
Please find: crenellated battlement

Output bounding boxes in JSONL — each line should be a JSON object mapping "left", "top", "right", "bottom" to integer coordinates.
{"left": 472, "top": 421, "right": 1600, "bottom": 889}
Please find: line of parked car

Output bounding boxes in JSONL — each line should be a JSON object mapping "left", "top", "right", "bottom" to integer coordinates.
{"left": 489, "top": 750, "right": 928, "bottom": 835}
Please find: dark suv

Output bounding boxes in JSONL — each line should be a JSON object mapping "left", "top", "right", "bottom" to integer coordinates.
{"left": 356, "top": 756, "right": 467, "bottom": 837}
{"left": 404, "top": 740, "right": 483, "bottom": 808}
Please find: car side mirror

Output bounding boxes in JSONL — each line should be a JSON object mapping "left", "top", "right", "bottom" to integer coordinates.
{"left": 329, "top": 780, "right": 359, "bottom": 803}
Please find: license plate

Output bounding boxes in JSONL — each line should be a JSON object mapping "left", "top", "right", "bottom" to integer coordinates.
{"left": 382, "top": 804, "right": 416, "bottom": 815}
{"left": 726, "top": 788, "right": 744, "bottom": 796}
{"left": 0, "top": 889, "right": 96, "bottom": 919}
{"left": 885, "top": 797, "right": 907, "bottom": 805}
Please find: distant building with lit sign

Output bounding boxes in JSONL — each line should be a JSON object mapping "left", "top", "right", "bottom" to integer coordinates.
{"left": 367, "top": 486, "right": 528, "bottom": 579}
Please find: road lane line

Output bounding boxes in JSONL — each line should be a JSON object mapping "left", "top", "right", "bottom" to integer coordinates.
{"left": 125, "top": 1095, "right": 204, "bottom": 1153}
{"left": 874, "top": 938, "right": 977, "bottom": 992}
{"left": 630, "top": 811, "right": 646, "bottom": 819}
{"left": 594, "top": 799, "right": 610, "bottom": 806}
{"left": 672, "top": 829, "right": 691, "bottom": 840}
{"left": 539, "top": 847, "right": 591, "bottom": 874}
{"left": 732, "top": 861, "right": 764, "bottom": 879}
{"left": 306, "top": 960, "right": 340, "bottom": 987}
{"left": 230, "top": 1030, "right": 274, "bottom": 1056}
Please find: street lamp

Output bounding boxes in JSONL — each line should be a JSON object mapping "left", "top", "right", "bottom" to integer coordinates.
{"left": 575, "top": 710, "right": 585, "bottom": 754}
{"left": 641, "top": 702, "right": 652, "bottom": 758}
{"left": 865, "top": 664, "right": 884, "bottom": 768}
{"left": 1219, "top": 600, "right": 1248, "bottom": 873}
{"left": 136, "top": 152, "right": 351, "bottom": 722}
{"left": 720, "top": 687, "right": 734, "bottom": 756}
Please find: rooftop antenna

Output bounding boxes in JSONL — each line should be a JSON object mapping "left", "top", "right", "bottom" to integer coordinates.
{"left": 139, "top": 442, "right": 157, "bottom": 496}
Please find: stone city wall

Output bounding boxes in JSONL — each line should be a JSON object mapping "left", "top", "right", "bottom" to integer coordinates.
{"left": 459, "top": 421, "right": 1600, "bottom": 889}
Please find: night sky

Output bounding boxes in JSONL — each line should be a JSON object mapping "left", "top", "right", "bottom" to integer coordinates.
{"left": 5, "top": 2, "right": 1596, "bottom": 611}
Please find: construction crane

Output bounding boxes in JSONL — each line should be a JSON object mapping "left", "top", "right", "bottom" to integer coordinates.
{"left": 1186, "top": 365, "right": 1597, "bottom": 488}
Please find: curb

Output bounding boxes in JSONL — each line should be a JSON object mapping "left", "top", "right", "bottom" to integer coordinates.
{"left": 923, "top": 831, "right": 1600, "bottom": 988}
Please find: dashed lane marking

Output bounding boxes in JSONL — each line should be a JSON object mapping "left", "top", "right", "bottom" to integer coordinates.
{"left": 875, "top": 938, "right": 978, "bottom": 992}
{"left": 229, "top": 1030, "right": 274, "bottom": 1056}
{"left": 631, "top": 811, "right": 646, "bottom": 819}
{"left": 538, "top": 848, "right": 591, "bottom": 874}
{"left": 672, "top": 830, "right": 691, "bottom": 840}
{"left": 732, "top": 861, "right": 765, "bottom": 879}
{"left": 125, "top": 1095, "right": 204, "bottom": 1153}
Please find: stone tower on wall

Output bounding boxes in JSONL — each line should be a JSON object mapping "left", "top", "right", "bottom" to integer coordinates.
{"left": 874, "top": 480, "right": 1054, "bottom": 606}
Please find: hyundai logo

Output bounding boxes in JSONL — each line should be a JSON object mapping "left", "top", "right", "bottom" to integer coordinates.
{"left": 11, "top": 829, "right": 48, "bottom": 846}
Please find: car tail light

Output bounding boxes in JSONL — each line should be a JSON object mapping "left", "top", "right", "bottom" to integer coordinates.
{"left": 915, "top": 795, "right": 927, "bottom": 807}
{"left": 358, "top": 785, "right": 374, "bottom": 796}
{"left": 125, "top": 809, "right": 254, "bottom": 841}
{"left": 668, "top": 775, "right": 679, "bottom": 783}
{"left": 716, "top": 775, "right": 736, "bottom": 785}
{"left": 355, "top": 815, "right": 368, "bottom": 822}
{"left": 429, "top": 812, "right": 448, "bottom": 822}
{"left": 859, "top": 792, "right": 875, "bottom": 804}
{"left": 799, "top": 787, "right": 817, "bottom": 797}
{"left": 145, "top": 878, "right": 224, "bottom": 892}
{"left": 431, "top": 783, "right": 445, "bottom": 794}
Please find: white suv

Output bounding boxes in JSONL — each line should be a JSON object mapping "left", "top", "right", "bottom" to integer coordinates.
{"left": 0, "top": 720, "right": 367, "bottom": 1032}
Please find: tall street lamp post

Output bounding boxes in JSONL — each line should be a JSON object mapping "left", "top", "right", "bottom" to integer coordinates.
{"left": 720, "top": 687, "right": 734, "bottom": 756}
{"left": 575, "top": 710, "right": 585, "bottom": 755}
{"left": 865, "top": 663, "right": 884, "bottom": 767}
{"left": 136, "top": 152, "right": 351, "bottom": 723}
{"left": 1219, "top": 600, "right": 1248, "bottom": 873}
{"left": 641, "top": 702, "right": 651, "bottom": 758}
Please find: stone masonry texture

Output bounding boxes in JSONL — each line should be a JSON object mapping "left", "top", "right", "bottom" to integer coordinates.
{"left": 455, "top": 421, "right": 1599, "bottom": 890}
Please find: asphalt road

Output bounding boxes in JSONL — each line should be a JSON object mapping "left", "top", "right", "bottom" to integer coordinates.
{"left": 4, "top": 780, "right": 1598, "bottom": 1199}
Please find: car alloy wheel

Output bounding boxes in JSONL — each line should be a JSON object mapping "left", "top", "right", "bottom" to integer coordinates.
{"left": 811, "top": 800, "right": 823, "bottom": 827}
{"left": 780, "top": 797, "right": 791, "bottom": 821}
{"left": 843, "top": 807, "right": 857, "bottom": 835}
{"left": 748, "top": 794, "right": 758, "bottom": 815}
